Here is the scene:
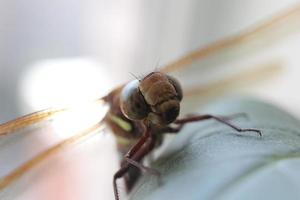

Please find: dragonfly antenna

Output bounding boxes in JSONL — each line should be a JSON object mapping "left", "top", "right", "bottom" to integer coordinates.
{"left": 154, "top": 58, "right": 161, "bottom": 72}
{"left": 129, "top": 72, "right": 141, "bottom": 81}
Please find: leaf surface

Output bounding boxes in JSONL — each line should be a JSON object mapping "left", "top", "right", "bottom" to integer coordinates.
{"left": 130, "top": 98, "right": 300, "bottom": 200}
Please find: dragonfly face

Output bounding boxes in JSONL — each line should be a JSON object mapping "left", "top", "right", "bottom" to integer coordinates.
{"left": 120, "top": 72, "right": 183, "bottom": 125}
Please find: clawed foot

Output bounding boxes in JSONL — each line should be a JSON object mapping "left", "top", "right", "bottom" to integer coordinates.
{"left": 235, "top": 127, "right": 262, "bottom": 137}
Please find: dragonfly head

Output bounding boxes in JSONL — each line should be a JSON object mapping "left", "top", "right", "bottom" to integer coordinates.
{"left": 120, "top": 72, "right": 182, "bottom": 125}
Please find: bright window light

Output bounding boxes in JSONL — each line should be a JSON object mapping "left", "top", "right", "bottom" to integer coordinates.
{"left": 19, "top": 58, "right": 113, "bottom": 112}
{"left": 19, "top": 58, "right": 112, "bottom": 139}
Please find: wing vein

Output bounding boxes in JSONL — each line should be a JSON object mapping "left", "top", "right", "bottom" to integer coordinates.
{"left": 160, "top": 4, "right": 300, "bottom": 73}
{"left": 0, "top": 121, "right": 105, "bottom": 190}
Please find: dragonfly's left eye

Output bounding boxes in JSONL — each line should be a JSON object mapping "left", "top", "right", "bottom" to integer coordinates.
{"left": 120, "top": 80, "right": 150, "bottom": 120}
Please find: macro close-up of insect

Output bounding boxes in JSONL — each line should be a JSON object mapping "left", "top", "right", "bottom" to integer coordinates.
{"left": 104, "top": 71, "right": 262, "bottom": 200}
{"left": 0, "top": 2, "right": 300, "bottom": 200}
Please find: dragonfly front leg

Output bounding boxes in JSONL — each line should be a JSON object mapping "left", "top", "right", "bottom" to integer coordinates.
{"left": 118, "top": 134, "right": 149, "bottom": 193}
{"left": 160, "top": 113, "right": 250, "bottom": 135}
{"left": 113, "top": 134, "right": 159, "bottom": 200}
{"left": 174, "top": 114, "right": 262, "bottom": 136}
{"left": 124, "top": 126, "right": 149, "bottom": 160}
{"left": 123, "top": 135, "right": 159, "bottom": 176}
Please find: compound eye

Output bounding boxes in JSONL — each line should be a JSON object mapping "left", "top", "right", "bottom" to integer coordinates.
{"left": 167, "top": 75, "right": 183, "bottom": 101}
{"left": 120, "top": 80, "right": 150, "bottom": 120}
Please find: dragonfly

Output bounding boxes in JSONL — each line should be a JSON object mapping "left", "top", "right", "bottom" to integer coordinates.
{"left": 0, "top": 4, "right": 300, "bottom": 200}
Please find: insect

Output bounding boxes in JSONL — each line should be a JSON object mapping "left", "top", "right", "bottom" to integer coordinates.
{"left": 103, "top": 71, "right": 262, "bottom": 200}
{"left": 0, "top": 4, "right": 299, "bottom": 200}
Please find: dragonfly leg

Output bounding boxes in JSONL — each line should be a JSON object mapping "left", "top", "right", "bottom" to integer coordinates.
{"left": 124, "top": 124, "right": 148, "bottom": 159}
{"left": 114, "top": 135, "right": 158, "bottom": 200}
{"left": 122, "top": 135, "right": 158, "bottom": 175}
{"left": 119, "top": 128, "right": 150, "bottom": 192}
{"left": 160, "top": 113, "right": 249, "bottom": 134}
{"left": 174, "top": 114, "right": 262, "bottom": 137}
{"left": 113, "top": 166, "right": 129, "bottom": 200}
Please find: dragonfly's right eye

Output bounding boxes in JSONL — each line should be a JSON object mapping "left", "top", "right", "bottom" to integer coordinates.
{"left": 120, "top": 80, "right": 150, "bottom": 120}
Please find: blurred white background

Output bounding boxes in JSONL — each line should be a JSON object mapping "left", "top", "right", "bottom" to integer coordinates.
{"left": 0, "top": 0, "right": 300, "bottom": 200}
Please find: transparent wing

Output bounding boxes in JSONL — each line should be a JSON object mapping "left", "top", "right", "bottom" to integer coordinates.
{"left": 0, "top": 100, "right": 110, "bottom": 198}
{"left": 0, "top": 98, "right": 105, "bottom": 136}
{"left": 0, "top": 122, "right": 105, "bottom": 190}
{"left": 159, "top": 4, "right": 300, "bottom": 98}
{"left": 0, "top": 108, "right": 66, "bottom": 136}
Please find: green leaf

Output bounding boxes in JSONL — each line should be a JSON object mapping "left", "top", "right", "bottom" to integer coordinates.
{"left": 129, "top": 98, "right": 300, "bottom": 200}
